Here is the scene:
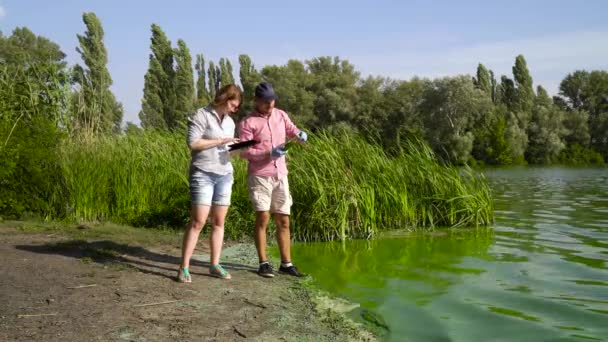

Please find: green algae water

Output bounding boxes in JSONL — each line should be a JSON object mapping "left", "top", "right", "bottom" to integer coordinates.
{"left": 292, "top": 168, "right": 608, "bottom": 341}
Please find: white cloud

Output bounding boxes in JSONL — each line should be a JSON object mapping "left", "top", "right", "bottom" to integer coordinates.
{"left": 0, "top": 5, "right": 6, "bottom": 18}
{"left": 350, "top": 31, "right": 608, "bottom": 94}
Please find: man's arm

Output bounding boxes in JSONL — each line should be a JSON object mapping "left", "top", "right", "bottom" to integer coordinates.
{"left": 239, "top": 121, "right": 270, "bottom": 161}
{"left": 281, "top": 110, "right": 301, "bottom": 139}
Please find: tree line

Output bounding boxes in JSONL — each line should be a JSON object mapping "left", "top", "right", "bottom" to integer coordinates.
{"left": 1, "top": 12, "right": 607, "bottom": 166}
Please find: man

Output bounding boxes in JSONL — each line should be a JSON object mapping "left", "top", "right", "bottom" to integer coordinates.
{"left": 239, "top": 82, "right": 308, "bottom": 278}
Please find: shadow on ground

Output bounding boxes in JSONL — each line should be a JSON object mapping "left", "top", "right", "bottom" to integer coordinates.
{"left": 16, "top": 240, "right": 257, "bottom": 281}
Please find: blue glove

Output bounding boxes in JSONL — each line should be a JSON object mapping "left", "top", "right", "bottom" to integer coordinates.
{"left": 271, "top": 145, "right": 288, "bottom": 159}
{"left": 297, "top": 131, "right": 308, "bottom": 142}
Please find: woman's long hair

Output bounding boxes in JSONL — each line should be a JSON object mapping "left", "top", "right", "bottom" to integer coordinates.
{"left": 212, "top": 84, "right": 242, "bottom": 109}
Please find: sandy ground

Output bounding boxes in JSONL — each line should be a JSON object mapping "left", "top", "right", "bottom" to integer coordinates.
{"left": 0, "top": 227, "right": 373, "bottom": 341}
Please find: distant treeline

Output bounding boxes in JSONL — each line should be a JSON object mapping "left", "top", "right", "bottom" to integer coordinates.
{"left": 2, "top": 13, "right": 607, "bottom": 166}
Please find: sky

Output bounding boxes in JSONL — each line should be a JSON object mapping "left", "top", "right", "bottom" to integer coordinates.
{"left": 1, "top": 0, "right": 607, "bottom": 125}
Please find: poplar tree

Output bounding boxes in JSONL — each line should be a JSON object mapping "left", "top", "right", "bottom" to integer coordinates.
{"left": 139, "top": 24, "right": 175, "bottom": 129}
{"left": 512, "top": 54, "right": 535, "bottom": 122}
{"left": 195, "top": 54, "right": 210, "bottom": 106}
{"left": 173, "top": 39, "right": 195, "bottom": 129}
{"left": 207, "top": 60, "right": 217, "bottom": 99}
{"left": 219, "top": 58, "right": 235, "bottom": 87}
{"left": 74, "top": 12, "right": 123, "bottom": 133}
{"left": 238, "top": 54, "right": 262, "bottom": 113}
{"left": 475, "top": 63, "right": 492, "bottom": 98}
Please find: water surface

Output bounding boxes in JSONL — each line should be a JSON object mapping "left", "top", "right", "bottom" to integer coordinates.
{"left": 293, "top": 167, "right": 608, "bottom": 341}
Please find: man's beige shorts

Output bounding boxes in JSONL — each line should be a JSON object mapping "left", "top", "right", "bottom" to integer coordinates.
{"left": 247, "top": 175, "right": 292, "bottom": 215}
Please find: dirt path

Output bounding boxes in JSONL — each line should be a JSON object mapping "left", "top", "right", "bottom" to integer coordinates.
{"left": 0, "top": 229, "right": 370, "bottom": 341}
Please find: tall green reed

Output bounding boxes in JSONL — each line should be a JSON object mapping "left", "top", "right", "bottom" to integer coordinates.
{"left": 287, "top": 130, "right": 494, "bottom": 241}
{"left": 58, "top": 131, "right": 190, "bottom": 226}
{"left": 56, "top": 129, "right": 493, "bottom": 241}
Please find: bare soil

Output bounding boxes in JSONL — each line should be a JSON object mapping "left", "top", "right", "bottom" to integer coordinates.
{"left": 0, "top": 226, "right": 371, "bottom": 341}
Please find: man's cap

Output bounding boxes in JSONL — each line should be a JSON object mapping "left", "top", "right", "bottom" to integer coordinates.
{"left": 254, "top": 82, "right": 278, "bottom": 101}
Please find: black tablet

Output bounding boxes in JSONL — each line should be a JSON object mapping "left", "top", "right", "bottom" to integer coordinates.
{"left": 228, "top": 139, "right": 259, "bottom": 151}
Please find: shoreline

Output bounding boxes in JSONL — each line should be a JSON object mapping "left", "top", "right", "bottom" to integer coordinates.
{"left": 0, "top": 221, "right": 377, "bottom": 341}
{"left": 204, "top": 242, "right": 380, "bottom": 341}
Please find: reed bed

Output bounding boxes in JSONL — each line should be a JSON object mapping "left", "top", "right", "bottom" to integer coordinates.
{"left": 55, "top": 129, "right": 493, "bottom": 241}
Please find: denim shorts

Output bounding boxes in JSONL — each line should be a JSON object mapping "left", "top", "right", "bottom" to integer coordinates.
{"left": 189, "top": 168, "right": 234, "bottom": 206}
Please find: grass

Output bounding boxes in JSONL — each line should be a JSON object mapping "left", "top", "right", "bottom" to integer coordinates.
{"left": 23, "top": 128, "right": 493, "bottom": 242}
{"left": 57, "top": 132, "right": 191, "bottom": 228}
{"left": 287, "top": 130, "right": 494, "bottom": 241}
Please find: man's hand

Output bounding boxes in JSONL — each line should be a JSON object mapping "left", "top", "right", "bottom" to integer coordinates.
{"left": 271, "top": 144, "right": 288, "bottom": 159}
{"left": 297, "top": 131, "right": 308, "bottom": 142}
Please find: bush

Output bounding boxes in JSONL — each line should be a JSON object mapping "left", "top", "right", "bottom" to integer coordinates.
{"left": 557, "top": 144, "right": 605, "bottom": 166}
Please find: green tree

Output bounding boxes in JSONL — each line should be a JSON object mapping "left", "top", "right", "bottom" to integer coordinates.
{"left": 353, "top": 76, "right": 389, "bottom": 139}
{"left": 553, "top": 95, "right": 569, "bottom": 110}
{"left": 173, "top": 39, "right": 195, "bottom": 129}
{"left": 139, "top": 57, "right": 166, "bottom": 129}
{"left": 420, "top": 76, "right": 493, "bottom": 164}
{"left": 124, "top": 121, "right": 143, "bottom": 135}
{"left": 504, "top": 111, "right": 528, "bottom": 164}
{"left": 74, "top": 12, "right": 123, "bottom": 134}
{"left": 535, "top": 85, "right": 552, "bottom": 108}
{"left": 474, "top": 63, "right": 492, "bottom": 98}
{"left": 525, "top": 86, "right": 566, "bottom": 164}
{"left": 0, "top": 30, "right": 69, "bottom": 218}
{"left": 489, "top": 70, "right": 499, "bottom": 103}
{"left": 498, "top": 73, "right": 528, "bottom": 163}
{"left": 261, "top": 60, "right": 316, "bottom": 127}
{"left": 139, "top": 24, "right": 175, "bottom": 130}
{"left": 487, "top": 109, "right": 512, "bottom": 165}
{"left": 219, "top": 57, "right": 235, "bottom": 87}
{"left": 378, "top": 78, "right": 430, "bottom": 148}
{"left": 559, "top": 71, "right": 588, "bottom": 109}
{"left": 0, "top": 27, "right": 70, "bottom": 127}
{"left": 562, "top": 109, "right": 590, "bottom": 147}
{"left": 306, "top": 56, "right": 360, "bottom": 128}
{"left": 0, "top": 27, "right": 66, "bottom": 67}
{"left": 238, "top": 54, "right": 262, "bottom": 114}
{"left": 559, "top": 70, "right": 608, "bottom": 158}
{"left": 512, "top": 54, "right": 534, "bottom": 132}
{"left": 207, "top": 60, "right": 217, "bottom": 99}
{"left": 195, "top": 54, "right": 210, "bottom": 106}
{"left": 471, "top": 100, "right": 499, "bottom": 163}
{"left": 500, "top": 75, "right": 517, "bottom": 111}
{"left": 513, "top": 55, "right": 535, "bottom": 113}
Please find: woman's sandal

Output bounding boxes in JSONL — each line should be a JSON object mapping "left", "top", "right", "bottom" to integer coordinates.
{"left": 177, "top": 267, "right": 192, "bottom": 283}
{"left": 209, "top": 264, "right": 232, "bottom": 279}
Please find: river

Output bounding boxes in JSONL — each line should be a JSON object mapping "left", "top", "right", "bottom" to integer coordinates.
{"left": 293, "top": 167, "right": 608, "bottom": 341}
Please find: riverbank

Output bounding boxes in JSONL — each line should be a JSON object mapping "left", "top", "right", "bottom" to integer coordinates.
{"left": 0, "top": 221, "right": 375, "bottom": 341}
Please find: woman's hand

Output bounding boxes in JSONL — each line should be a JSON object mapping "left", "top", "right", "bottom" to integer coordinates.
{"left": 219, "top": 137, "right": 240, "bottom": 145}
{"left": 190, "top": 137, "right": 240, "bottom": 152}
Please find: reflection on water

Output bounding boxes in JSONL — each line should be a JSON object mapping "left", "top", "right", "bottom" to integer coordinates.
{"left": 293, "top": 167, "right": 608, "bottom": 341}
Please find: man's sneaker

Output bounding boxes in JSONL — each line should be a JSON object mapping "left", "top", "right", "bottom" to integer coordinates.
{"left": 279, "top": 265, "right": 306, "bottom": 277}
{"left": 257, "top": 262, "right": 275, "bottom": 278}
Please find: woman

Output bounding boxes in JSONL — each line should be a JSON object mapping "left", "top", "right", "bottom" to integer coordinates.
{"left": 177, "top": 84, "right": 242, "bottom": 282}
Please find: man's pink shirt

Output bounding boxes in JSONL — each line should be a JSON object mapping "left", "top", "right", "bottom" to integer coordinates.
{"left": 238, "top": 108, "right": 301, "bottom": 178}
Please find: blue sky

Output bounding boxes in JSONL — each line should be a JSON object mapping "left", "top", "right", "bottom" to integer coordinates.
{"left": 1, "top": 0, "right": 607, "bottom": 125}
